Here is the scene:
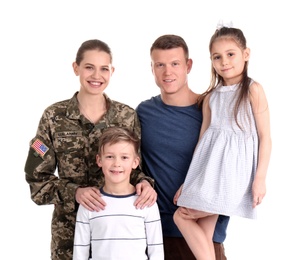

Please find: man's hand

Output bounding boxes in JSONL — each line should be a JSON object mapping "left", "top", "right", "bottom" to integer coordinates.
{"left": 75, "top": 187, "right": 106, "bottom": 212}
{"left": 134, "top": 180, "right": 157, "bottom": 209}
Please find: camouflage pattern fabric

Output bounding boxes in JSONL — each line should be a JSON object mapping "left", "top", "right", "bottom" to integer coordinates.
{"left": 25, "top": 92, "right": 152, "bottom": 259}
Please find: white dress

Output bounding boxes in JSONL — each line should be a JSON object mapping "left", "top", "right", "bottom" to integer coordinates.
{"left": 177, "top": 83, "right": 258, "bottom": 219}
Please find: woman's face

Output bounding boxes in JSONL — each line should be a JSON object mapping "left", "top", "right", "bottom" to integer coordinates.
{"left": 73, "top": 49, "right": 114, "bottom": 95}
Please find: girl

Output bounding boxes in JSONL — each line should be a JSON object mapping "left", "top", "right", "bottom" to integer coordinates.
{"left": 173, "top": 25, "right": 272, "bottom": 259}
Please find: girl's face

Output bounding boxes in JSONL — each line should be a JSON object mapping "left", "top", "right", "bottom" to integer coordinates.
{"left": 210, "top": 38, "right": 250, "bottom": 86}
{"left": 72, "top": 50, "right": 114, "bottom": 95}
{"left": 96, "top": 141, "right": 140, "bottom": 185}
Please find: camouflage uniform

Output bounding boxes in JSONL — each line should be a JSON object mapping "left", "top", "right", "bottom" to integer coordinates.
{"left": 25, "top": 92, "right": 152, "bottom": 260}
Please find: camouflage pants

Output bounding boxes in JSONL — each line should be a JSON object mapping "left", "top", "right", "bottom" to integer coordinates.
{"left": 50, "top": 206, "right": 76, "bottom": 260}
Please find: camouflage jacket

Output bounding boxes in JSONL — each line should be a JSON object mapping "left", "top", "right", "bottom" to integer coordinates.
{"left": 25, "top": 92, "right": 152, "bottom": 213}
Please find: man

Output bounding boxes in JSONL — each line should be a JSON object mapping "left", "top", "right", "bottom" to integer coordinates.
{"left": 136, "top": 34, "right": 230, "bottom": 259}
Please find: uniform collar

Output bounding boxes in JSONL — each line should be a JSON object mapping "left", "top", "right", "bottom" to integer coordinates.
{"left": 66, "top": 92, "right": 113, "bottom": 120}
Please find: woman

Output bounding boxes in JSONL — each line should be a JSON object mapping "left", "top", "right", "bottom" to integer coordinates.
{"left": 25, "top": 39, "right": 156, "bottom": 260}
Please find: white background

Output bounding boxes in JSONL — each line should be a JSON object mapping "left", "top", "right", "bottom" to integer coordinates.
{"left": 1, "top": 1, "right": 296, "bottom": 259}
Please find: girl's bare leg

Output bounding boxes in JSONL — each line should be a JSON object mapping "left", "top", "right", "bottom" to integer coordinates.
{"left": 174, "top": 207, "right": 218, "bottom": 260}
{"left": 199, "top": 214, "right": 218, "bottom": 259}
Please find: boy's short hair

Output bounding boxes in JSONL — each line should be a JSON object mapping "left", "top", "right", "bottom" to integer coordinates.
{"left": 98, "top": 127, "right": 140, "bottom": 155}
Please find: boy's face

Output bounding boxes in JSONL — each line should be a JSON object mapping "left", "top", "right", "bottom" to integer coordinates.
{"left": 96, "top": 141, "right": 139, "bottom": 184}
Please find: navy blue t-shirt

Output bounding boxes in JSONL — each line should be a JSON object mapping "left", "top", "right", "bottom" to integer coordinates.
{"left": 136, "top": 95, "right": 229, "bottom": 242}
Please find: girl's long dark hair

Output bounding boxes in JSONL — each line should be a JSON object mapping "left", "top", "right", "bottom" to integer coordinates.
{"left": 199, "top": 27, "right": 251, "bottom": 129}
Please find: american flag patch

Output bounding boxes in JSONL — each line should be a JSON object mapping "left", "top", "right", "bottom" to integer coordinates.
{"left": 31, "top": 139, "right": 49, "bottom": 158}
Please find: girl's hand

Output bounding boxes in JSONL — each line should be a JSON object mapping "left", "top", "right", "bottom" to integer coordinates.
{"left": 173, "top": 184, "right": 183, "bottom": 205}
{"left": 252, "top": 177, "right": 266, "bottom": 208}
{"left": 134, "top": 180, "right": 157, "bottom": 209}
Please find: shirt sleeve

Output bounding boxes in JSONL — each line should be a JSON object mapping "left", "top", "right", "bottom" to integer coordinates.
{"left": 24, "top": 108, "right": 79, "bottom": 212}
{"left": 129, "top": 112, "right": 155, "bottom": 187}
{"left": 73, "top": 205, "right": 91, "bottom": 260}
{"left": 145, "top": 203, "right": 164, "bottom": 259}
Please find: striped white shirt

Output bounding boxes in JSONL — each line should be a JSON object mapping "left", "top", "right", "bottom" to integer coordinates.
{"left": 73, "top": 190, "right": 164, "bottom": 260}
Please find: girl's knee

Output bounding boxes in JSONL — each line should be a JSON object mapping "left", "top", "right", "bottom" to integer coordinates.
{"left": 173, "top": 209, "right": 180, "bottom": 224}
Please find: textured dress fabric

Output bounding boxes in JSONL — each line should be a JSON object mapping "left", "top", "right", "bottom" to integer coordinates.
{"left": 177, "top": 84, "right": 258, "bottom": 219}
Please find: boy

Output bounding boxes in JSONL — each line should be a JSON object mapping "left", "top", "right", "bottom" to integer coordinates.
{"left": 73, "top": 127, "right": 164, "bottom": 260}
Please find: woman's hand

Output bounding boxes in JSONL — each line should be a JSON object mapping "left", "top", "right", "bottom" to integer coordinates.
{"left": 134, "top": 180, "right": 157, "bottom": 209}
{"left": 75, "top": 187, "right": 106, "bottom": 212}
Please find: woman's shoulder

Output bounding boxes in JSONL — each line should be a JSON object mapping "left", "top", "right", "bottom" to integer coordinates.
{"left": 43, "top": 93, "right": 76, "bottom": 112}
{"left": 104, "top": 93, "right": 135, "bottom": 111}
{"left": 42, "top": 99, "right": 71, "bottom": 116}
{"left": 110, "top": 99, "right": 136, "bottom": 112}
{"left": 37, "top": 93, "right": 78, "bottom": 122}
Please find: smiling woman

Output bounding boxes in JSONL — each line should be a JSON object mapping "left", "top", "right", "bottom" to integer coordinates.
{"left": 23, "top": 39, "right": 156, "bottom": 260}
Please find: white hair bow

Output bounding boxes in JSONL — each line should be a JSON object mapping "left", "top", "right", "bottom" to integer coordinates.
{"left": 216, "top": 20, "right": 233, "bottom": 30}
